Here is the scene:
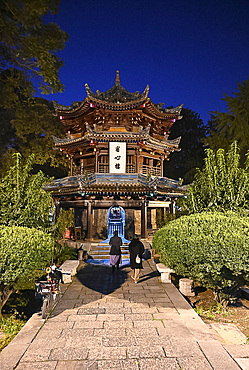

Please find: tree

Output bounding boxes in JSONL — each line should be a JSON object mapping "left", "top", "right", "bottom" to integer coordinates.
{"left": 164, "top": 108, "right": 207, "bottom": 184}
{"left": 205, "top": 78, "right": 249, "bottom": 162}
{"left": 0, "top": 1, "right": 69, "bottom": 173}
{"left": 184, "top": 141, "right": 249, "bottom": 213}
{"left": 0, "top": 225, "right": 53, "bottom": 317}
{"left": 0, "top": 97, "right": 68, "bottom": 176}
{"left": 0, "top": 153, "right": 53, "bottom": 230}
{"left": 0, "top": 0, "right": 68, "bottom": 103}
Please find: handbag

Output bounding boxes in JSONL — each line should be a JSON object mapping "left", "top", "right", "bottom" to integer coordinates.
{"left": 135, "top": 254, "right": 141, "bottom": 264}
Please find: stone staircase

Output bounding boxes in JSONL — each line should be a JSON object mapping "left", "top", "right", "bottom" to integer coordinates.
{"left": 88, "top": 242, "right": 130, "bottom": 265}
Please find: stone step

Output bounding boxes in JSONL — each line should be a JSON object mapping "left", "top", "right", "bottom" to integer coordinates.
{"left": 90, "top": 246, "right": 129, "bottom": 252}
{"left": 90, "top": 251, "right": 129, "bottom": 257}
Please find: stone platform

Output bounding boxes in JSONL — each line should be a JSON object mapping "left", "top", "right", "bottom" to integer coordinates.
{"left": 0, "top": 260, "right": 248, "bottom": 369}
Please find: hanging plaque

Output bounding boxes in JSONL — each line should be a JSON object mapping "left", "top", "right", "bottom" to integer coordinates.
{"left": 109, "top": 142, "right": 126, "bottom": 173}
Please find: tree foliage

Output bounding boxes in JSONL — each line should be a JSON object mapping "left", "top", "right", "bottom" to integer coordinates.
{"left": 0, "top": 1, "right": 69, "bottom": 174}
{"left": 164, "top": 108, "right": 207, "bottom": 184}
{"left": 0, "top": 0, "right": 68, "bottom": 102}
{"left": 205, "top": 78, "right": 249, "bottom": 161}
{"left": 0, "top": 225, "right": 53, "bottom": 316}
{"left": 184, "top": 141, "right": 249, "bottom": 213}
{"left": 0, "top": 153, "right": 53, "bottom": 229}
{"left": 153, "top": 212, "right": 249, "bottom": 305}
{"left": 0, "top": 97, "right": 68, "bottom": 175}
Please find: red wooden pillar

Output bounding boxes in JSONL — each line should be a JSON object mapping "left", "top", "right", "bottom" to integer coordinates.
{"left": 87, "top": 201, "right": 93, "bottom": 240}
{"left": 141, "top": 200, "right": 148, "bottom": 239}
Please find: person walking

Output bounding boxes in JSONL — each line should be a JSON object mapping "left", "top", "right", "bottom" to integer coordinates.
{"left": 109, "top": 230, "right": 122, "bottom": 272}
{"left": 129, "top": 234, "right": 144, "bottom": 283}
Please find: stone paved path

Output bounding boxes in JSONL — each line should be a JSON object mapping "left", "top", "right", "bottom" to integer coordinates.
{"left": 1, "top": 259, "right": 248, "bottom": 369}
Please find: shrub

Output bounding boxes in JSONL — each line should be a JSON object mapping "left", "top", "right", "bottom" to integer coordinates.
{"left": 53, "top": 241, "right": 77, "bottom": 266}
{"left": 152, "top": 212, "right": 249, "bottom": 304}
{"left": 0, "top": 226, "right": 53, "bottom": 316}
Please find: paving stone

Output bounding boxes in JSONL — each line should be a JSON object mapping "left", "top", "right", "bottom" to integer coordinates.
{"left": 131, "top": 306, "right": 158, "bottom": 314}
{"left": 104, "top": 306, "right": 132, "bottom": 314}
{"left": 96, "top": 313, "right": 125, "bottom": 321}
{"left": 78, "top": 307, "right": 106, "bottom": 314}
{"left": 16, "top": 361, "right": 57, "bottom": 369}
{"left": 234, "top": 358, "right": 249, "bottom": 369}
{"left": 88, "top": 346, "right": 127, "bottom": 360}
{"left": 125, "top": 327, "right": 158, "bottom": 336}
{"left": 133, "top": 319, "right": 164, "bottom": 328}
{"left": 59, "top": 328, "right": 94, "bottom": 338}
{"left": 102, "top": 336, "right": 137, "bottom": 347}
{"left": 49, "top": 346, "right": 88, "bottom": 360}
{"left": 104, "top": 320, "right": 134, "bottom": 329}
{"left": 65, "top": 335, "right": 102, "bottom": 348}
{"left": 21, "top": 346, "right": 52, "bottom": 362}
{"left": 56, "top": 360, "right": 98, "bottom": 369}
{"left": 67, "top": 314, "right": 97, "bottom": 321}
{"left": 138, "top": 357, "right": 180, "bottom": 370}
{"left": 94, "top": 328, "right": 127, "bottom": 336}
{"left": 223, "top": 344, "right": 249, "bottom": 358}
{"left": 73, "top": 320, "right": 104, "bottom": 329}
{"left": 177, "top": 356, "right": 212, "bottom": 369}
{"left": 43, "top": 321, "right": 74, "bottom": 330}
{"left": 97, "top": 359, "right": 139, "bottom": 369}
{"left": 127, "top": 345, "right": 166, "bottom": 358}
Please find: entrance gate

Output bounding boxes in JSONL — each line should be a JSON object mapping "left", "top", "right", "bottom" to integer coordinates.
{"left": 101, "top": 206, "right": 130, "bottom": 244}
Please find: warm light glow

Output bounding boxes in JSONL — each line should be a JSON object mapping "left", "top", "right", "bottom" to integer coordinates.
{"left": 80, "top": 151, "right": 82, "bottom": 155}
{"left": 67, "top": 130, "right": 70, "bottom": 134}
{"left": 93, "top": 148, "right": 97, "bottom": 152}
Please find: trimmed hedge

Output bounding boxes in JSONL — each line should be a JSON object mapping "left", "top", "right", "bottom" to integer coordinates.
{"left": 0, "top": 226, "right": 53, "bottom": 286}
{"left": 152, "top": 212, "right": 249, "bottom": 301}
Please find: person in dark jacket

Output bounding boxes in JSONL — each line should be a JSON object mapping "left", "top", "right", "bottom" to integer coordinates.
{"left": 109, "top": 230, "right": 122, "bottom": 272}
{"left": 129, "top": 234, "right": 144, "bottom": 283}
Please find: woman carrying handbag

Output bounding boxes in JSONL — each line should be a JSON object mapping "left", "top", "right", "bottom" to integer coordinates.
{"left": 129, "top": 234, "right": 144, "bottom": 283}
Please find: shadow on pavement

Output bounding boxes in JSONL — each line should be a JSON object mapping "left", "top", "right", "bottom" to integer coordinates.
{"left": 76, "top": 263, "right": 128, "bottom": 295}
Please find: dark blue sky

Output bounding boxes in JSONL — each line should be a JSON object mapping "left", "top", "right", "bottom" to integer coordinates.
{"left": 44, "top": 0, "right": 249, "bottom": 124}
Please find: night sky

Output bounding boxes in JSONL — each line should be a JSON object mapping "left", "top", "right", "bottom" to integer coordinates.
{"left": 44, "top": 0, "right": 249, "bottom": 125}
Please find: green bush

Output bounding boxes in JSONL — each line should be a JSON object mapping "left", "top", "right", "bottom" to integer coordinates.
{"left": 0, "top": 315, "right": 25, "bottom": 352}
{"left": 53, "top": 241, "right": 77, "bottom": 266}
{"left": 152, "top": 212, "right": 249, "bottom": 304}
{"left": 0, "top": 226, "right": 53, "bottom": 316}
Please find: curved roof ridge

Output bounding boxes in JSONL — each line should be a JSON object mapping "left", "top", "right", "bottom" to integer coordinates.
{"left": 85, "top": 71, "right": 149, "bottom": 103}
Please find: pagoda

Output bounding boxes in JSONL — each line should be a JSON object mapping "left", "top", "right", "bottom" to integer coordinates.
{"left": 45, "top": 71, "right": 185, "bottom": 241}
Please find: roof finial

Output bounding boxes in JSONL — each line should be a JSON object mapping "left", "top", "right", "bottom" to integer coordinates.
{"left": 115, "top": 70, "right": 120, "bottom": 85}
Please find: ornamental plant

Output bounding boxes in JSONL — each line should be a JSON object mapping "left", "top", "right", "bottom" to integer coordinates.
{"left": 152, "top": 212, "right": 249, "bottom": 305}
{"left": 0, "top": 226, "right": 53, "bottom": 317}
{"left": 0, "top": 153, "right": 53, "bottom": 230}
{"left": 184, "top": 141, "right": 249, "bottom": 213}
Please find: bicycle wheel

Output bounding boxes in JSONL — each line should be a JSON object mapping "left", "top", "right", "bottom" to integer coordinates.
{"left": 41, "top": 298, "right": 49, "bottom": 319}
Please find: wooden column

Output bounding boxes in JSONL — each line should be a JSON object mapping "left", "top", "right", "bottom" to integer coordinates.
{"left": 54, "top": 199, "right": 60, "bottom": 223}
{"left": 160, "top": 155, "right": 164, "bottom": 177}
{"left": 141, "top": 200, "right": 148, "bottom": 239}
{"left": 87, "top": 201, "right": 93, "bottom": 240}
{"left": 70, "top": 155, "right": 73, "bottom": 176}
{"left": 95, "top": 150, "right": 98, "bottom": 173}
{"left": 136, "top": 149, "right": 140, "bottom": 173}
{"left": 169, "top": 200, "right": 175, "bottom": 214}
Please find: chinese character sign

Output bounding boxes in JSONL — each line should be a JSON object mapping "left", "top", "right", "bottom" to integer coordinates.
{"left": 109, "top": 142, "right": 126, "bottom": 173}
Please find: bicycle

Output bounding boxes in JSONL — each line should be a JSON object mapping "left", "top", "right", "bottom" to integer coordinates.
{"left": 35, "top": 266, "right": 62, "bottom": 319}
